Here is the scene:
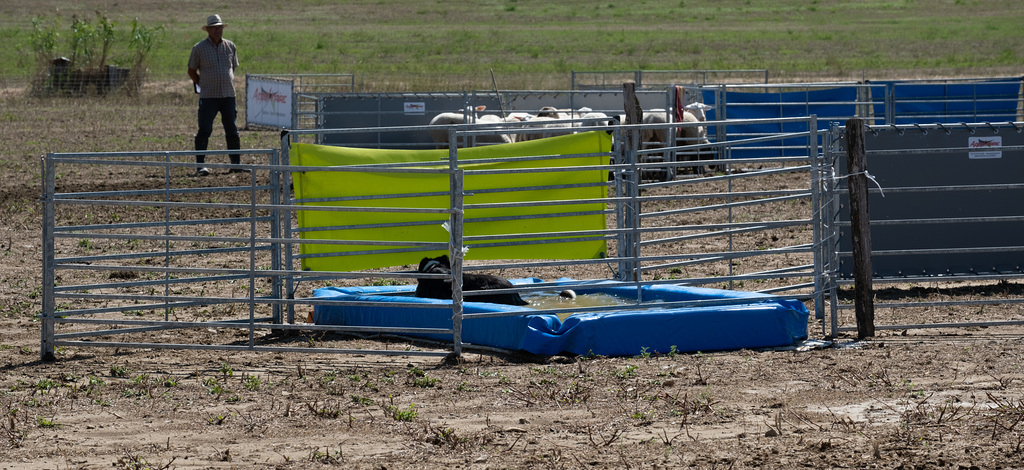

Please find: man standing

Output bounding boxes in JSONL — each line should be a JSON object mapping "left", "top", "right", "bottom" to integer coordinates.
{"left": 188, "top": 14, "right": 242, "bottom": 176}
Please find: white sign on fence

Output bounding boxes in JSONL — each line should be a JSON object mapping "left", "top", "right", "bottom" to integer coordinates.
{"left": 968, "top": 136, "right": 1002, "bottom": 159}
{"left": 246, "top": 77, "right": 293, "bottom": 129}
{"left": 404, "top": 102, "right": 426, "bottom": 115}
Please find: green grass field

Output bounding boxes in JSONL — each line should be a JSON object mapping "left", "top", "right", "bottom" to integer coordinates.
{"left": 2, "top": 0, "right": 1023, "bottom": 91}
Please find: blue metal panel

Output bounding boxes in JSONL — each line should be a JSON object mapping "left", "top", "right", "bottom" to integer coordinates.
{"left": 892, "top": 79, "right": 1021, "bottom": 124}
{"left": 704, "top": 86, "right": 857, "bottom": 158}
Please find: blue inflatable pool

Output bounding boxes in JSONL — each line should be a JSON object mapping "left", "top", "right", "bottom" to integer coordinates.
{"left": 312, "top": 279, "right": 809, "bottom": 357}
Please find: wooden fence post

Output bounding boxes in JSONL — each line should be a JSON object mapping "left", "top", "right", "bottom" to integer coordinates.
{"left": 620, "top": 82, "right": 642, "bottom": 282}
{"left": 846, "top": 118, "right": 875, "bottom": 339}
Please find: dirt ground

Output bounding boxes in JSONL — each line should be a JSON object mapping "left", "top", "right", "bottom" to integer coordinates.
{"left": 3, "top": 316, "right": 1024, "bottom": 469}
{"left": 2, "top": 84, "right": 1024, "bottom": 469}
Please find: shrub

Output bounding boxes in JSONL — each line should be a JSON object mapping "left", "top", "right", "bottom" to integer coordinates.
{"left": 27, "top": 12, "right": 163, "bottom": 97}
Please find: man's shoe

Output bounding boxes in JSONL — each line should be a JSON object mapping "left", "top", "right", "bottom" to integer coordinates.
{"left": 196, "top": 167, "right": 211, "bottom": 176}
{"left": 228, "top": 168, "right": 250, "bottom": 174}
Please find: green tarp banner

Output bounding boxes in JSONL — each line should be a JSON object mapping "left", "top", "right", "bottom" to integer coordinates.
{"left": 291, "top": 131, "right": 612, "bottom": 271}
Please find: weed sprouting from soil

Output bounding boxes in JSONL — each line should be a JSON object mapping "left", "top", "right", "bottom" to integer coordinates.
{"left": 115, "top": 448, "right": 175, "bottom": 470}
{"left": 306, "top": 398, "right": 344, "bottom": 419}
{"left": 307, "top": 446, "right": 344, "bottom": 464}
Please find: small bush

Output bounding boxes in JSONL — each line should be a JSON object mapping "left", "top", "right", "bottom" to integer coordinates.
{"left": 27, "top": 12, "right": 163, "bottom": 97}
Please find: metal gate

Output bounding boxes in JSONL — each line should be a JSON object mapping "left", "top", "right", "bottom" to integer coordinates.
{"left": 40, "top": 118, "right": 826, "bottom": 360}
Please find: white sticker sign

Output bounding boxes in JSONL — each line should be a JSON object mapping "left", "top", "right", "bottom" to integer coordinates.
{"left": 404, "top": 102, "right": 426, "bottom": 115}
{"left": 968, "top": 136, "right": 1002, "bottom": 159}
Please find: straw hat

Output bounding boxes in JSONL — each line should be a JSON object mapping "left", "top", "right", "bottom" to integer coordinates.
{"left": 202, "top": 14, "right": 225, "bottom": 30}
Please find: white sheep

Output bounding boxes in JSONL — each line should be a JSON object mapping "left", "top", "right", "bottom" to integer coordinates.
{"left": 516, "top": 107, "right": 611, "bottom": 141}
{"left": 428, "top": 105, "right": 516, "bottom": 148}
{"left": 681, "top": 102, "right": 715, "bottom": 170}
{"left": 638, "top": 108, "right": 712, "bottom": 177}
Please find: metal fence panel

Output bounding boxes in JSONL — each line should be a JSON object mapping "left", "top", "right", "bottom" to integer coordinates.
{"left": 885, "top": 78, "right": 1022, "bottom": 124}
{"left": 40, "top": 118, "right": 824, "bottom": 359}
{"left": 311, "top": 90, "right": 674, "bottom": 149}
{"left": 833, "top": 122, "right": 1024, "bottom": 279}
{"left": 319, "top": 92, "right": 496, "bottom": 148}
{"left": 825, "top": 121, "right": 1024, "bottom": 336}
{"left": 688, "top": 77, "right": 1022, "bottom": 162}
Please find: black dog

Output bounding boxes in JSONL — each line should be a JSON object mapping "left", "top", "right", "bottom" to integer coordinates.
{"left": 415, "top": 255, "right": 529, "bottom": 306}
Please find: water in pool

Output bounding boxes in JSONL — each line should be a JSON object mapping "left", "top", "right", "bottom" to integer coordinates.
{"left": 522, "top": 291, "right": 632, "bottom": 321}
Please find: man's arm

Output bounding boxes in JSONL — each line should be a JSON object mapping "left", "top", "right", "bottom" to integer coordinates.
{"left": 188, "top": 67, "right": 200, "bottom": 85}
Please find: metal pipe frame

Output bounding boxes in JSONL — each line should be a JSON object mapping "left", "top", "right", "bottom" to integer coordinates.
{"left": 42, "top": 118, "right": 826, "bottom": 360}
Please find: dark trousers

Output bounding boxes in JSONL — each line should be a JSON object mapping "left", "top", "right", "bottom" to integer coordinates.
{"left": 195, "top": 97, "right": 240, "bottom": 166}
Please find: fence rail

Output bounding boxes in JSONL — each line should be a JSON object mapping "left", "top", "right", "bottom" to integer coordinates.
{"left": 571, "top": 70, "right": 771, "bottom": 89}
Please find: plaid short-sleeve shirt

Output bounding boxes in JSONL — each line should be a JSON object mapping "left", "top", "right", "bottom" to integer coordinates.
{"left": 188, "top": 37, "right": 238, "bottom": 98}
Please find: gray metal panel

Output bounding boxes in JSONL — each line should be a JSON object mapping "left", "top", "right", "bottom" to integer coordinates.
{"left": 317, "top": 90, "right": 673, "bottom": 149}
{"left": 321, "top": 93, "right": 502, "bottom": 149}
{"left": 837, "top": 123, "right": 1024, "bottom": 278}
